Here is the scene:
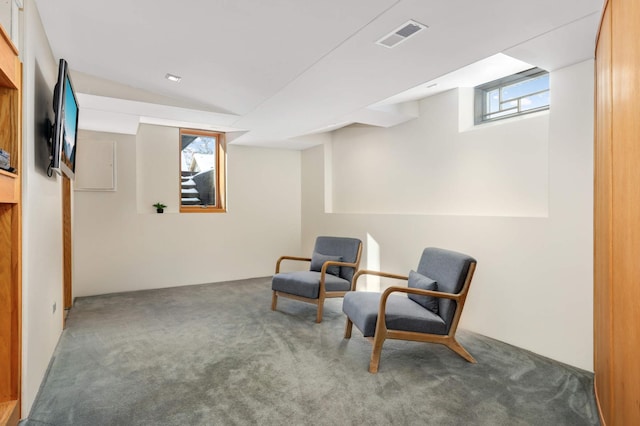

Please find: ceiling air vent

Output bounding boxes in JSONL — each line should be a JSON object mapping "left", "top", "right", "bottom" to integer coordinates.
{"left": 376, "top": 20, "right": 427, "bottom": 48}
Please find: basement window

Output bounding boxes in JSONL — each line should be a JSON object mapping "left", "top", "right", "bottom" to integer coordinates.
{"left": 475, "top": 68, "right": 549, "bottom": 124}
{"left": 179, "top": 129, "right": 227, "bottom": 213}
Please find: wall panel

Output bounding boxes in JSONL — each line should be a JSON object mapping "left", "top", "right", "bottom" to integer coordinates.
{"left": 594, "top": 3, "right": 612, "bottom": 422}
{"left": 594, "top": 0, "right": 640, "bottom": 423}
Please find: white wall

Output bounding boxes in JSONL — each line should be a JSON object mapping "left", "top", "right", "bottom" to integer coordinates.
{"left": 301, "top": 60, "right": 594, "bottom": 371}
{"left": 332, "top": 91, "right": 549, "bottom": 217}
{"left": 73, "top": 125, "right": 301, "bottom": 296}
{"left": 21, "top": 0, "right": 65, "bottom": 416}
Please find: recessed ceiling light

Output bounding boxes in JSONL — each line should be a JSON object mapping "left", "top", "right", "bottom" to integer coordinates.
{"left": 165, "top": 73, "right": 182, "bottom": 83}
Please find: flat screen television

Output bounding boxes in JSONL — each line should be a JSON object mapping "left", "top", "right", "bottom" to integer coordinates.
{"left": 49, "top": 58, "right": 79, "bottom": 179}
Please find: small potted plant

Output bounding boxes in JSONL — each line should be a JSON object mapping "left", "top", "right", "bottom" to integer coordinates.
{"left": 153, "top": 202, "right": 167, "bottom": 214}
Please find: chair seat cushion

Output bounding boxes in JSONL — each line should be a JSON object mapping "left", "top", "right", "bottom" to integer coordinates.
{"left": 343, "top": 291, "right": 447, "bottom": 337}
{"left": 272, "top": 271, "right": 351, "bottom": 299}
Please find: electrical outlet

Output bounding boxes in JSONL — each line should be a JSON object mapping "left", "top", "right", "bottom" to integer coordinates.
{"left": 52, "top": 302, "right": 56, "bottom": 314}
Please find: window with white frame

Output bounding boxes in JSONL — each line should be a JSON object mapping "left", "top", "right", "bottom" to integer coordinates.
{"left": 474, "top": 68, "right": 549, "bottom": 124}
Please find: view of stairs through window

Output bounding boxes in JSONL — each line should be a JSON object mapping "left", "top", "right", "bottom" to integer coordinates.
{"left": 180, "top": 130, "right": 218, "bottom": 208}
{"left": 181, "top": 171, "right": 201, "bottom": 205}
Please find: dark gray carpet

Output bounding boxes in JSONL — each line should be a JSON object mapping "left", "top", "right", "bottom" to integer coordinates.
{"left": 25, "top": 277, "right": 599, "bottom": 425}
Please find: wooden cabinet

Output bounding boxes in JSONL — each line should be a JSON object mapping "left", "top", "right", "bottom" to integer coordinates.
{"left": 0, "top": 22, "right": 21, "bottom": 426}
{"left": 594, "top": 0, "right": 640, "bottom": 424}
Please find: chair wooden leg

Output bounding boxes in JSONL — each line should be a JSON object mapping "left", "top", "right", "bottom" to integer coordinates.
{"left": 344, "top": 318, "right": 353, "bottom": 338}
{"left": 271, "top": 291, "right": 278, "bottom": 311}
{"left": 447, "top": 337, "right": 477, "bottom": 363}
{"left": 368, "top": 332, "right": 386, "bottom": 373}
{"left": 316, "top": 302, "right": 324, "bottom": 323}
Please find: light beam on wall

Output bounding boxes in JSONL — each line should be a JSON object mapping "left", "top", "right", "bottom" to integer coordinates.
{"left": 366, "top": 233, "right": 381, "bottom": 291}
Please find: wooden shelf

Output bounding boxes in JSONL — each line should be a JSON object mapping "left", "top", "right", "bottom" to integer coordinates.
{"left": 0, "top": 24, "right": 18, "bottom": 89}
{"left": 0, "top": 170, "right": 18, "bottom": 204}
{"left": 0, "top": 400, "right": 18, "bottom": 426}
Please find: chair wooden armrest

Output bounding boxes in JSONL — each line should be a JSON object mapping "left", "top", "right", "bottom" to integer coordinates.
{"left": 381, "top": 285, "right": 462, "bottom": 302}
{"left": 321, "top": 260, "right": 359, "bottom": 274}
{"left": 318, "top": 260, "right": 361, "bottom": 292}
{"left": 275, "top": 255, "right": 312, "bottom": 273}
{"left": 350, "top": 269, "right": 409, "bottom": 291}
{"left": 376, "top": 286, "right": 462, "bottom": 327}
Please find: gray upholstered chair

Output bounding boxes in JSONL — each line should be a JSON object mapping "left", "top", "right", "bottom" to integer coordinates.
{"left": 343, "top": 247, "right": 477, "bottom": 373}
{"left": 272, "top": 236, "right": 363, "bottom": 323}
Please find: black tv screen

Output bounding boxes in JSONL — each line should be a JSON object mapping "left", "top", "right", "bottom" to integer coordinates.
{"left": 50, "top": 58, "right": 79, "bottom": 179}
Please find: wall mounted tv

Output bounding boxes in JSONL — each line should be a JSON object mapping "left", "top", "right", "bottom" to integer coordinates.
{"left": 49, "top": 58, "right": 79, "bottom": 179}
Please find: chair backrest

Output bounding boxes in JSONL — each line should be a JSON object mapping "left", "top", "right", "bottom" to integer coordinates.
{"left": 313, "top": 236, "right": 362, "bottom": 282}
{"left": 416, "top": 247, "right": 476, "bottom": 332}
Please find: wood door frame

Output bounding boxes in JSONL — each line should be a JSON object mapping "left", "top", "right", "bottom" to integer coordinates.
{"left": 62, "top": 176, "right": 72, "bottom": 321}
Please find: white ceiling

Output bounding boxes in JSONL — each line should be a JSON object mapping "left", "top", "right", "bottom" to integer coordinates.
{"left": 34, "top": 0, "right": 604, "bottom": 149}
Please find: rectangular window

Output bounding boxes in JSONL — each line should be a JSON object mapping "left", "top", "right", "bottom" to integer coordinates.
{"left": 475, "top": 67, "right": 549, "bottom": 124}
{"left": 180, "top": 128, "right": 226, "bottom": 213}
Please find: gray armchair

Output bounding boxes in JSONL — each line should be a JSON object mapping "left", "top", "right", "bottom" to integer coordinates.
{"left": 343, "top": 247, "right": 477, "bottom": 373}
{"left": 272, "top": 236, "right": 362, "bottom": 323}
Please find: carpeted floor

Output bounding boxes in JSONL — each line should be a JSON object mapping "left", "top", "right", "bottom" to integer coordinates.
{"left": 25, "top": 277, "right": 599, "bottom": 425}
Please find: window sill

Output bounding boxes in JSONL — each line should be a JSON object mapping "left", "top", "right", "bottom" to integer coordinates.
{"left": 461, "top": 108, "right": 549, "bottom": 133}
{"left": 179, "top": 206, "right": 227, "bottom": 214}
